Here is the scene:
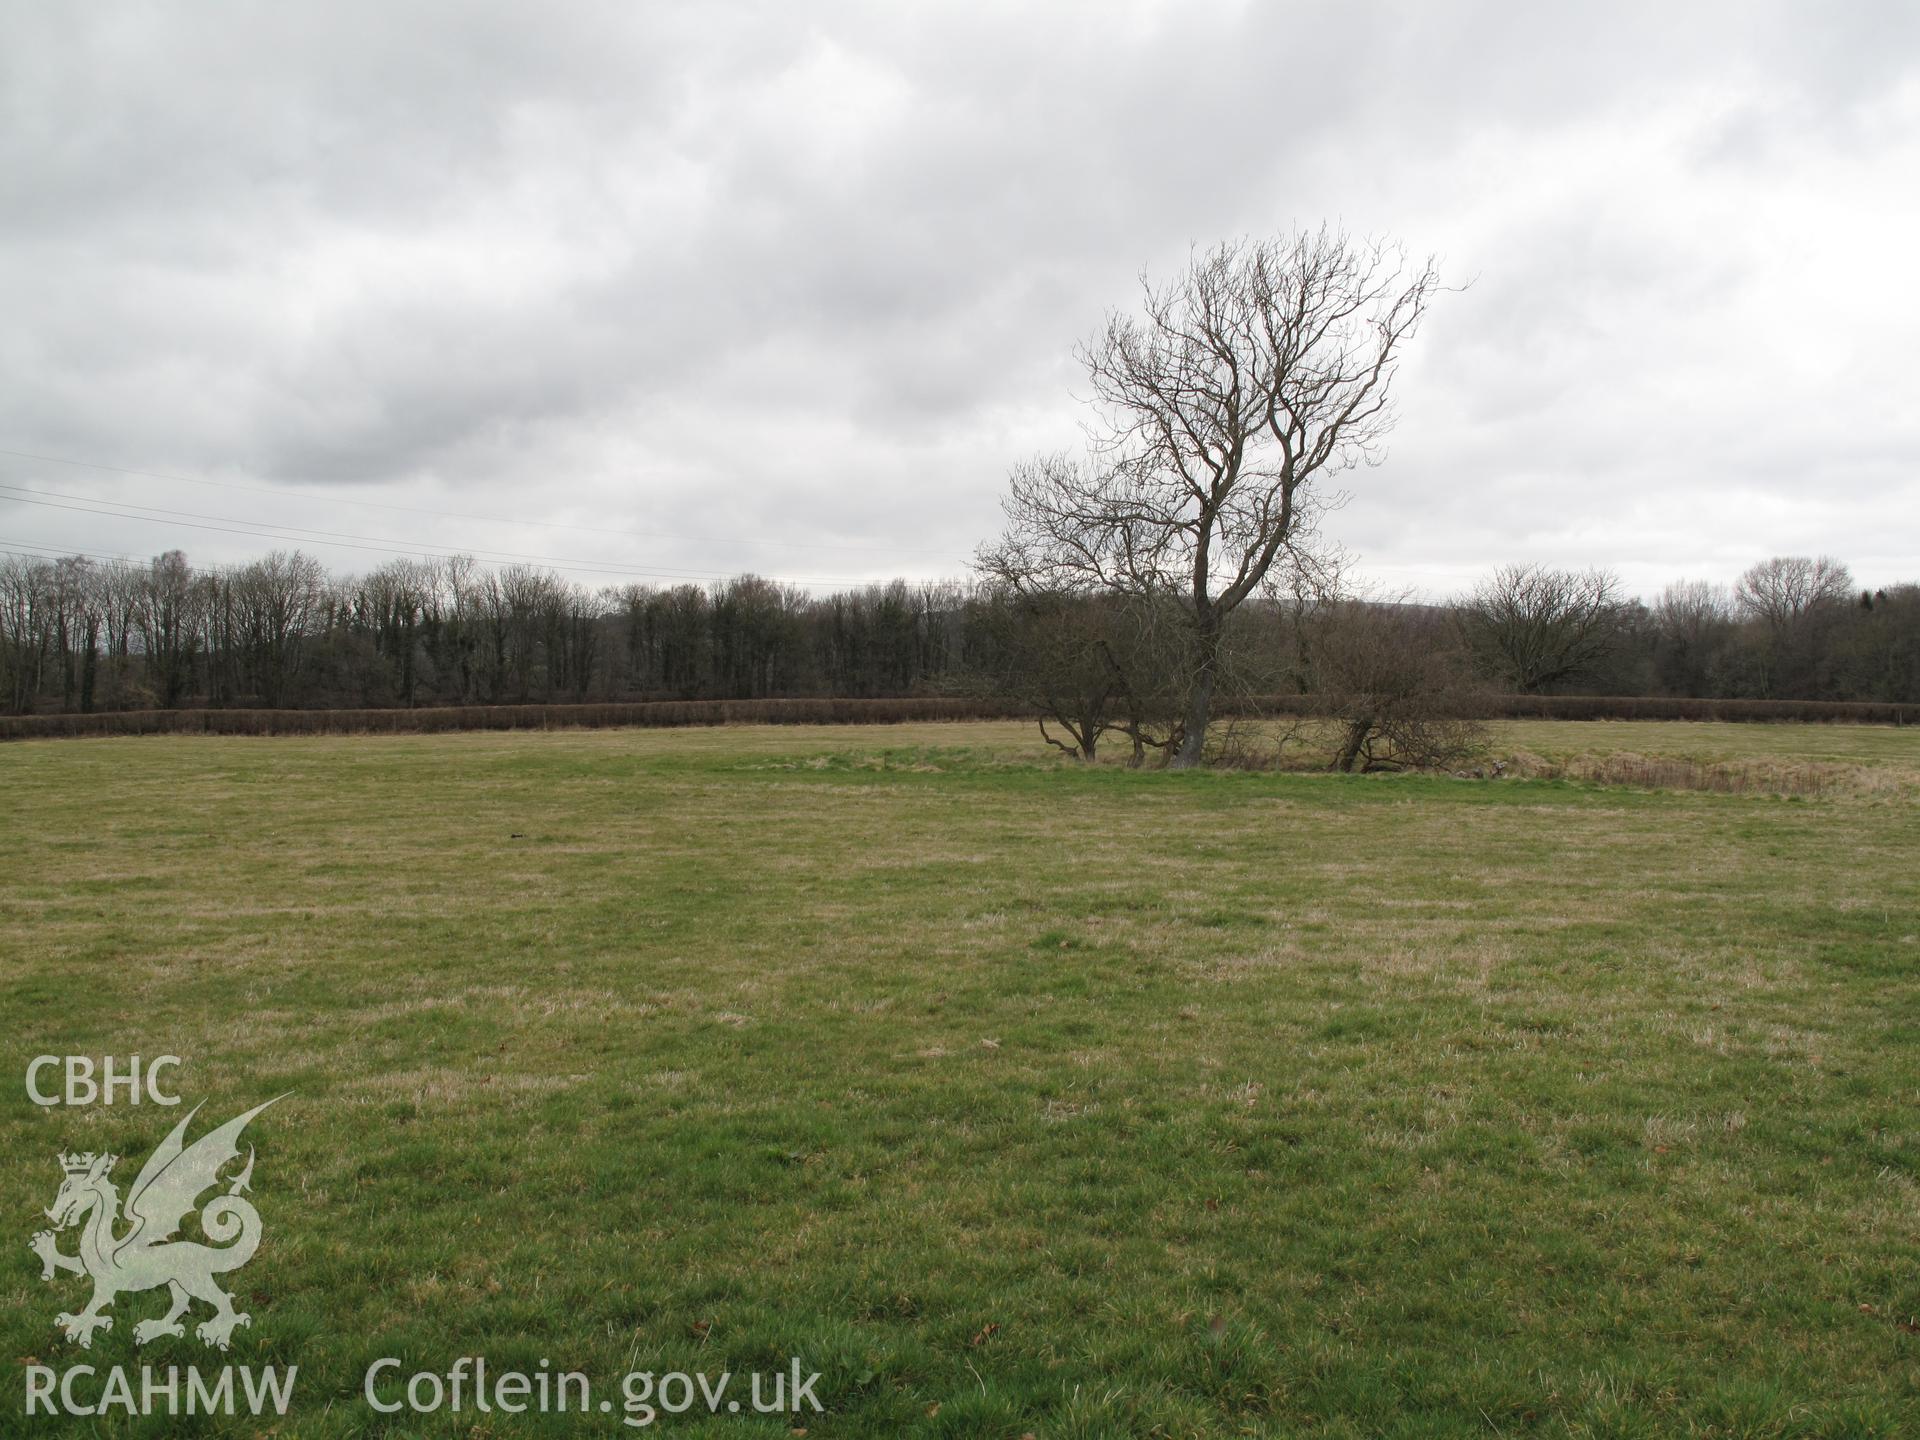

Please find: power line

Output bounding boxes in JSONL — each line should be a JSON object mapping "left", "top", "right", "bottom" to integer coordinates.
{"left": 0, "top": 537, "right": 275, "bottom": 580}
{"left": 0, "top": 445, "right": 955, "bottom": 559}
{"left": 0, "top": 539, "right": 144, "bottom": 567}
{"left": 0, "top": 482, "right": 896, "bottom": 588}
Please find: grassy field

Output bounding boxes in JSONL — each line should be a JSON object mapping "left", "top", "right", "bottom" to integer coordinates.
{"left": 3, "top": 720, "right": 1917, "bottom": 1437}
{"left": 1485, "top": 718, "right": 1920, "bottom": 769}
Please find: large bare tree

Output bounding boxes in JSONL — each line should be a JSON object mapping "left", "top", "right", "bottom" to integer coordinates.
{"left": 230, "top": 549, "right": 330, "bottom": 707}
{"left": 1460, "top": 563, "right": 1624, "bottom": 693}
{"left": 134, "top": 550, "right": 203, "bottom": 709}
{"left": 1733, "top": 555, "right": 1854, "bottom": 630}
{"left": 1732, "top": 555, "right": 1856, "bottom": 698}
{"left": 978, "top": 228, "right": 1443, "bottom": 767}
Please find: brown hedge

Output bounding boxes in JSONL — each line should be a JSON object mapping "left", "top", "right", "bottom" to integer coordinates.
{"left": 1, "top": 692, "right": 1910, "bottom": 742}
{"left": 0, "top": 696, "right": 1034, "bottom": 742}
{"left": 1218, "top": 694, "right": 1916, "bottom": 724}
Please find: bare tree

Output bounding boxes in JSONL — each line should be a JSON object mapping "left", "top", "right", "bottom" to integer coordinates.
{"left": 1733, "top": 555, "right": 1856, "bottom": 698}
{"left": 1308, "top": 597, "right": 1487, "bottom": 772}
{"left": 356, "top": 558, "right": 435, "bottom": 705}
{"left": 134, "top": 550, "right": 203, "bottom": 708}
{"left": 1460, "top": 563, "right": 1624, "bottom": 693}
{"left": 543, "top": 578, "right": 605, "bottom": 701}
{"left": 974, "top": 586, "right": 1185, "bottom": 765}
{"left": 1650, "top": 580, "right": 1734, "bottom": 697}
{"left": 1734, "top": 555, "right": 1854, "bottom": 629}
{"left": 97, "top": 557, "right": 143, "bottom": 709}
{"left": 976, "top": 587, "right": 1128, "bottom": 761}
{"left": 0, "top": 555, "right": 54, "bottom": 714}
{"left": 978, "top": 228, "right": 1443, "bottom": 767}
{"left": 50, "top": 557, "right": 105, "bottom": 712}
{"left": 1654, "top": 579, "right": 1732, "bottom": 634}
{"left": 231, "top": 550, "right": 330, "bottom": 706}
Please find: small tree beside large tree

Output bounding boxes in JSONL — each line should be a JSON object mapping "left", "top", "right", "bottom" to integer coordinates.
{"left": 1306, "top": 596, "right": 1487, "bottom": 772}
{"left": 977, "top": 228, "right": 1444, "bottom": 767}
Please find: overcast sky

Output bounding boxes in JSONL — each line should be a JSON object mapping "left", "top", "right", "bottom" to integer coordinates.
{"left": 2, "top": 1, "right": 1915, "bottom": 599}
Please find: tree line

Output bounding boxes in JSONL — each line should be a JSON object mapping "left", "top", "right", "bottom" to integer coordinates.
{"left": 0, "top": 549, "right": 977, "bottom": 714}
{"left": 0, "top": 545, "right": 1913, "bottom": 721}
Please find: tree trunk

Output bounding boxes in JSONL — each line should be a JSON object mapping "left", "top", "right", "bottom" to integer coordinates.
{"left": 1170, "top": 667, "right": 1214, "bottom": 768}
{"left": 1333, "top": 717, "right": 1372, "bottom": 773}
{"left": 79, "top": 622, "right": 97, "bottom": 713}
{"left": 1170, "top": 620, "right": 1220, "bottom": 769}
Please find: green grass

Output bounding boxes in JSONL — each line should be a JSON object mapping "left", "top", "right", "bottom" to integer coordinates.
{"left": 2, "top": 721, "right": 1918, "bottom": 1437}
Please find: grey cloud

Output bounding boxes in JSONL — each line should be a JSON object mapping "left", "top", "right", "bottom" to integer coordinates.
{"left": 1, "top": 0, "right": 1916, "bottom": 591}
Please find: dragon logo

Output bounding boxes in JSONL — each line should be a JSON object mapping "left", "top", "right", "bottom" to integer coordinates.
{"left": 28, "top": 1097, "right": 284, "bottom": 1351}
